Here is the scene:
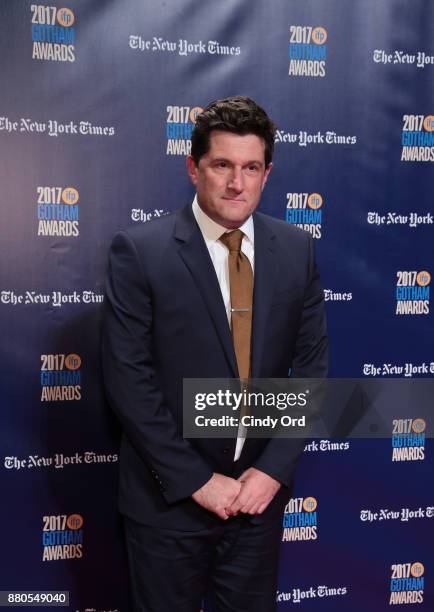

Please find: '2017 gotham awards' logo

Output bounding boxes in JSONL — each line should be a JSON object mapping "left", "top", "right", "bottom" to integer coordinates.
{"left": 165, "top": 105, "right": 203, "bottom": 155}
{"left": 395, "top": 270, "right": 430, "bottom": 315}
{"left": 37, "top": 186, "right": 79, "bottom": 236}
{"left": 288, "top": 26, "right": 327, "bottom": 77}
{"left": 40, "top": 353, "right": 81, "bottom": 401}
{"left": 282, "top": 496, "right": 318, "bottom": 541}
{"left": 389, "top": 562, "right": 425, "bottom": 605}
{"left": 285, "top": 192, "right": 323, "bottom": 239}
{"left": 401, "top": 115, "right": 434, "bottom": 162}
{"left": 42, "top": 513, "right": 83, "bottom": 561}
{"left": 392, "top": 418, "right": 425, "bottom": 462}
{"left": 31, "top": 5, "right": 75, "bottom": 62}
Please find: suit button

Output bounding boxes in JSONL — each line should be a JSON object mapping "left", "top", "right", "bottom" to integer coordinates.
{"left": 223, "top": 447, "right": 230, "bottom": 454}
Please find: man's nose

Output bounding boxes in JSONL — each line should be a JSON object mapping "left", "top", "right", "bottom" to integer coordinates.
{"left": 227, "top": 167, "right": 244, "bottom": 192}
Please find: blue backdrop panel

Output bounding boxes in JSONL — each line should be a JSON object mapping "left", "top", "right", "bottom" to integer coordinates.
{"left": 0, "top": 1, "right": 433, "bottom": 610}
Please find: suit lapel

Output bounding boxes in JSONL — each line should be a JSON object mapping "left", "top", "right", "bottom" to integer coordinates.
{"left": 174, "top": 205, "right": 238, "bottom": 376}
{"left": 251, "top": 214, "right": 278, "bottom": 377}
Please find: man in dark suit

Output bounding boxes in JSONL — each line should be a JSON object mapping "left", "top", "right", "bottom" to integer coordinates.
{"left": 102, "top": 96, "right": 328, "bottom": 611}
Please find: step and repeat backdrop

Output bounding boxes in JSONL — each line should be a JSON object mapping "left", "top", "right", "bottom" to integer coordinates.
{"left": 1, "top": 1, "right": 433, "bottom": 610}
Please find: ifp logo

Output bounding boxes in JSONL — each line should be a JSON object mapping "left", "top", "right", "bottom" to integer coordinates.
{"left": 311, "top": 27, "right": 327, "bottom": 45}
{"left": 61, "top": 187, "right": 79, "bottom": 205}
{"left": 65, "top": 353, "right": 81, "bottom": 370}
{"left": 303, "top": 496, "right": 317, "bottom": 512}
{"left": 412, "top": 418, "right": 426, "bottom": 434}
{"left": 66, "top": 513, "right": 83, "bottom": 530}
{"left": 416, "top": 271, "right": 431, "bottom": 286}
{"left": 57, "top": 8, "right": 75, "bottom": 27}
{"left": 422, "top": 115, "right": 434, "bottom": 132}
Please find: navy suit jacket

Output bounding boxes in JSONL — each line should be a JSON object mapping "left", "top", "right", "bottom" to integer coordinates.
{"left": 102, "top": 204, "right": 328, "bottom": 529}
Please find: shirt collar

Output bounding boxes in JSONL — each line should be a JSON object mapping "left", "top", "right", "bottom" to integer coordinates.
{"left": 192, "top": 195, "right": 254, "bottom": 245}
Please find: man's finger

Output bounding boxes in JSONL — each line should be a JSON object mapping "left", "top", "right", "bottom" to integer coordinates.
{"left": 225, "top": 507, "right": 239, "bottom": 517}
{"left": 226, "top": 501, "right": 241, "bottom": 515}
{"left": 226, "top": 493, "right": 247, "bottom": 515}
{"left": 215, "top": 507, "right": 229, "bottom": 520}
{"left": 256, "top": 502, "right": 268, "bottom": 515}
{"left": 238, "top": 495, "right": 256, "bottom": 514}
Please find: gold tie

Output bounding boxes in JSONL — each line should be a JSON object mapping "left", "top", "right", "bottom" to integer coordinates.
{"left": 219, "top": 230, "right": 253, "bottom": 380}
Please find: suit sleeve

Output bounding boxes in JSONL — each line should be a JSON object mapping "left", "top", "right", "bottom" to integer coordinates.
{"left": 253, "top": 234, "right": 328, "bottom": 486}
{"left": 102, "top": 231, "right": 213, "bottom": 505}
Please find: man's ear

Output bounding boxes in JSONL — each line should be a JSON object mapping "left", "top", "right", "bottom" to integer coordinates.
{"left": 261, "top": 162, "right": 273, "bottom": 191}
{"left": 186, "top": 155, "right": 198, "bottom": 186}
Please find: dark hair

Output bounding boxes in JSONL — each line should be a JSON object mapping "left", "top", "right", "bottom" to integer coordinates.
{"left": 191, "top": 96, "right": 276, "bottom": 166}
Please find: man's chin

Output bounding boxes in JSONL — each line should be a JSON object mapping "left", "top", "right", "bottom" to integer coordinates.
{"left": 217, "top": 205, "right": 253, "bottom": 228}
{"left": 219, "top": 215, "right": 249, "bottom": 229}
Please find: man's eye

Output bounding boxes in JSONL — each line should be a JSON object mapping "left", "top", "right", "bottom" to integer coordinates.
{"left": 248, "top": 165, "right": 259, "bottom": 172}
{"left": 218, "top": 162, "right": 227, "bottom": 168}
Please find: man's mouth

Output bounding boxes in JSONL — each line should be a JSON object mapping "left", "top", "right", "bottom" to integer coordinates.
{"left": 222, "top": 197, "right": 245, "bottom": 202}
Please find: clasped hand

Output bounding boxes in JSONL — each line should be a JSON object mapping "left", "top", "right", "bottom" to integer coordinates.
{"left": 192, "top": 468, "right": 281, "bottom": 520}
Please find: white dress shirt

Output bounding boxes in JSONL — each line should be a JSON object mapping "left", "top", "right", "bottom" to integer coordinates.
{"left": 192, "top": 196, "right": 254, "bottom": 460}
